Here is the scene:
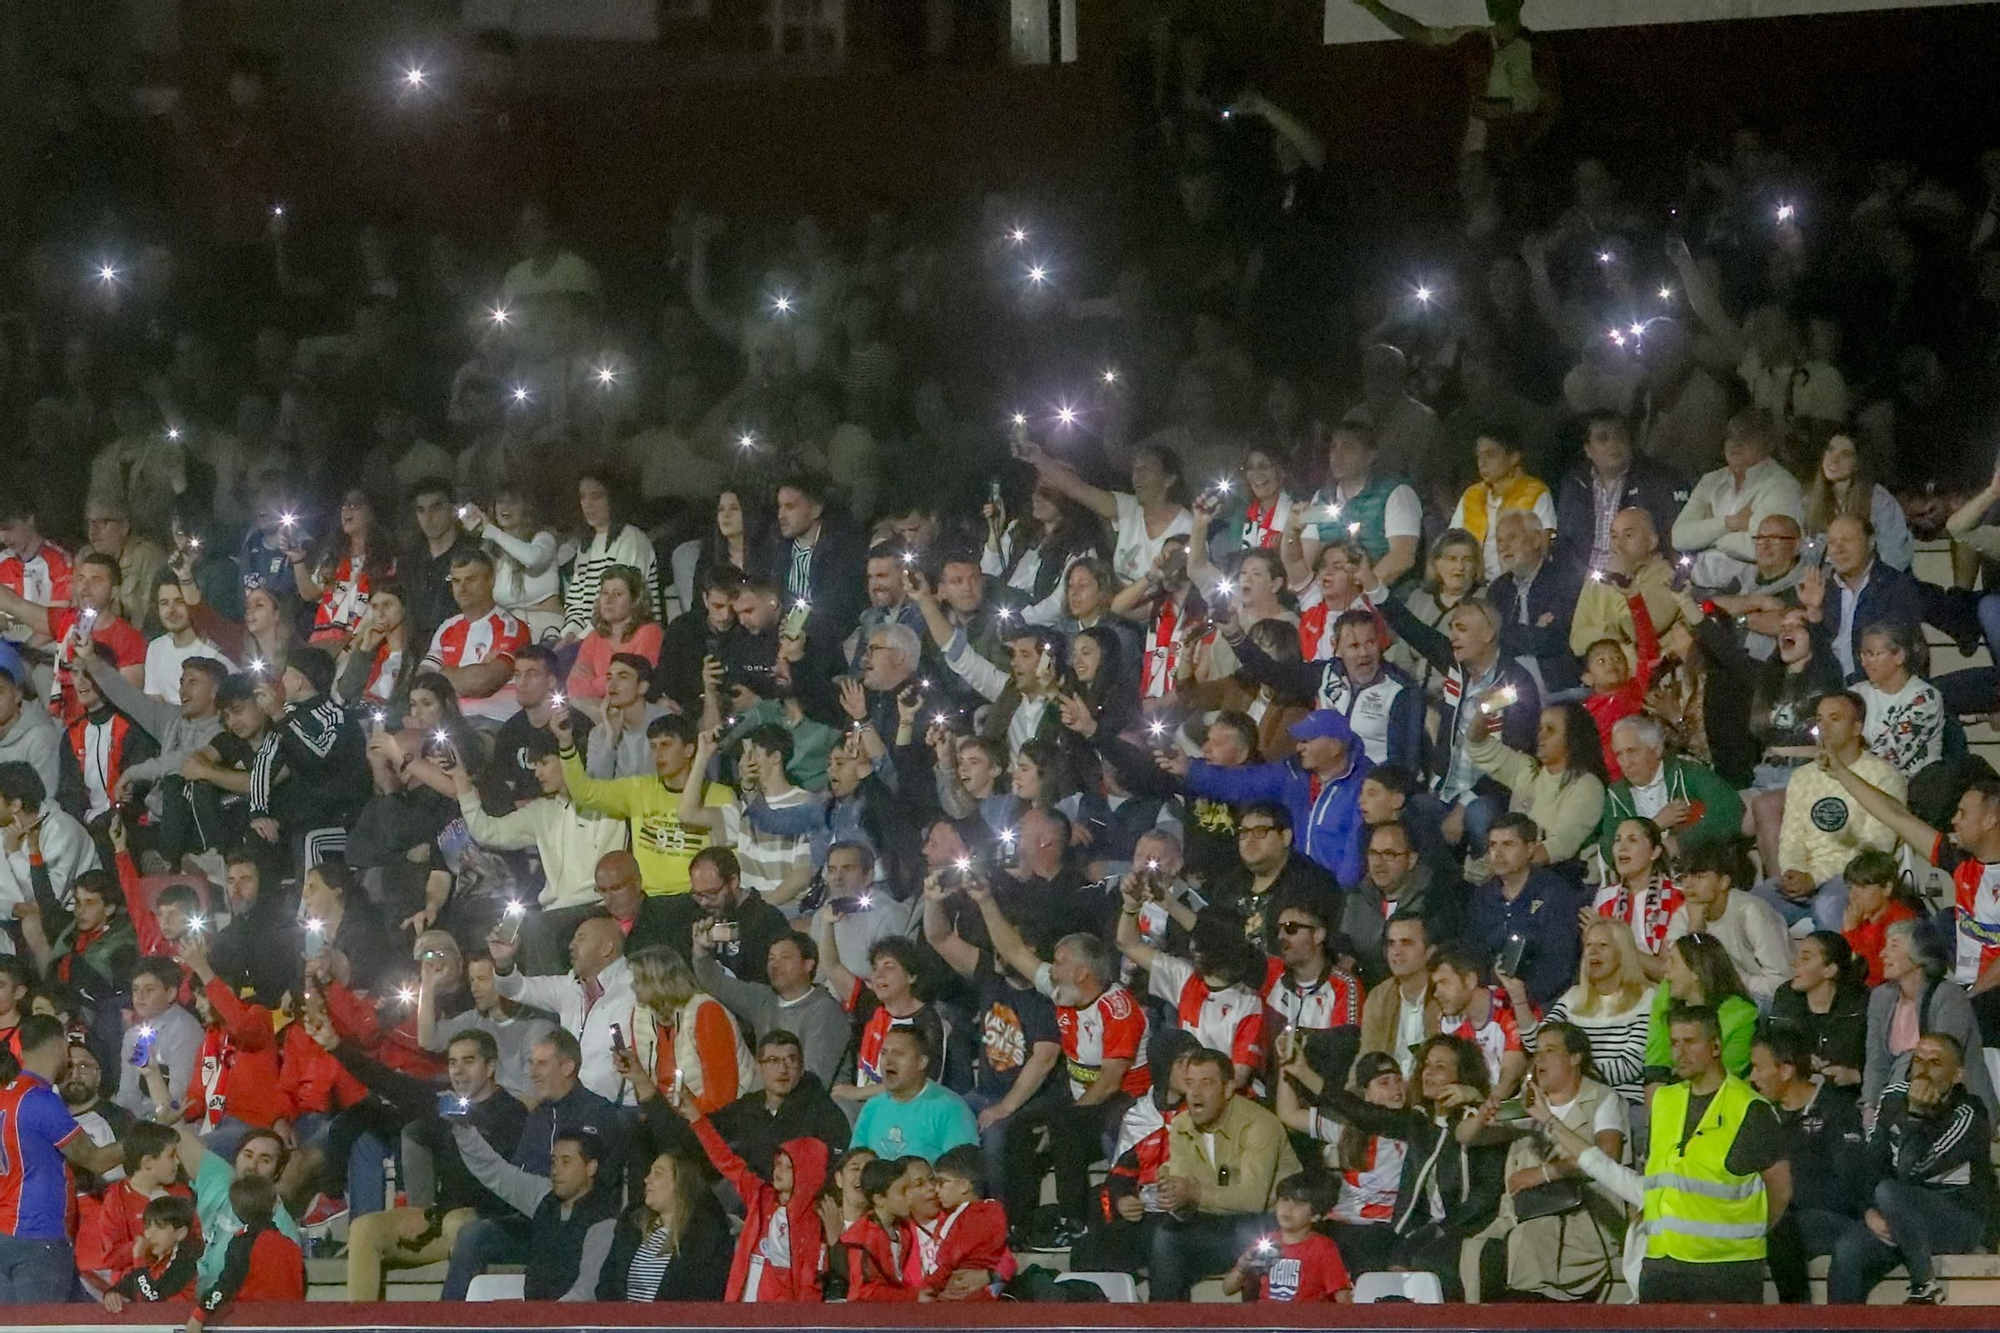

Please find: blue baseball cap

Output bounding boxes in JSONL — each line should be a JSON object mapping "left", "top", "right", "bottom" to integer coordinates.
{"left": 1288, "top": 709, "right": 1354, "bottom": 744}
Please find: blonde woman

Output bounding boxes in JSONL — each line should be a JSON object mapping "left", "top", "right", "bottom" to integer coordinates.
{"left": 597, "top": 1149, "right": 732, "bottom": 1301}
{"left": 1533, "top": 919, "right": 1655, "bottom": 1113}
{"left": 628, "top": 945, "right": 756, "bottom": 1115}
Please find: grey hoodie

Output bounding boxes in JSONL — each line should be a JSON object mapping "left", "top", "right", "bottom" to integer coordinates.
{"left": 81, "top": 649, "right": 224, "bottom": 791}
{"left": 0, "top": 697, "right": 61, "bottom": 799}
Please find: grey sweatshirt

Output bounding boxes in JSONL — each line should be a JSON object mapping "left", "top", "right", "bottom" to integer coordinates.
{"left": 81, "top": 649, "right": 224, "bottom": 789}
{"left": 693, "top": 950, "right": 852, "bottom": 1088}
{"left": 0, "top": 704, "right": 60, "bottom": 800}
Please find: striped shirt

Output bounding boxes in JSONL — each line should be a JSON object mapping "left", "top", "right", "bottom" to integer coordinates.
{"left": 1534, "top": 983, "right": 1655, "bottom": 1108}
{"left": 564, "top": 526, "right": 660, "bottom": 637}
{"left": 624, "top": 1225, "right": 677, "bottom": 1301}
{"left": 720, "top": 787, "right": 820, "bottom": 907}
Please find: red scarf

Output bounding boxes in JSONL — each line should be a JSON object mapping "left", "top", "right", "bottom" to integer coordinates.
{"left": 196, "top": 1027, "right": 233, "bottom": 1131}
{"left": 1242, "top": 499, "right": 1282, "bottom": 550}
{"left": 1600, "top": 875, "right": 1684, "bottom": 955}
{"left": 1143, "top": 599, "right": 1180, "bottom": 699}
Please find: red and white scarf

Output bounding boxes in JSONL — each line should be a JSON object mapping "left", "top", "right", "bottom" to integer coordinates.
{"left": 1598, "top": 875, "right": 1684, "bottom": 955}
{"left": 1143, "top": 599, "right": 1180, "bottom": 699}
{"left": 196, "top": 1027, "right": 233, "bottom": 1131}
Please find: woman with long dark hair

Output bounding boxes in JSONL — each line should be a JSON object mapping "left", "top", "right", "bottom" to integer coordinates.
{"left": 564, "top": 468, "right": 659, "bottom": 640}
{"left": 597, "top": 1149, "right": 732, "bottom": 1301}
{"left": 295, "top": 487, "right": 398, "bottom": 648}
{"left": 1283, "top": 1033, "right": 1504, "bottom": 1300}
{"left": 1643, "top": 932, "right": 1758, "bottom": 1082}
{"left": 1465, "top": 700, "right": 1607, "bottom": 880}
{"left": 1589, "top": 816, "right": 1683, "bottom": 974}
{"left": 983, "top": 481, "right": 1104, "bottom": 611}
{"left": 1767, "top": 929, "right": 1869, "bottom": 1091}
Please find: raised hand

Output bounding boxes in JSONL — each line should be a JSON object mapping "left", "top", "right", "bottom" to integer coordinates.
{"left": 837, "top": 677, "right": 868, "bottom": 722}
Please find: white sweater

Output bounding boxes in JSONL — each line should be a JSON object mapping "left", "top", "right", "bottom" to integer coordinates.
{"left": 1665, "top": 891, "right": 1793, "bottom": 1003}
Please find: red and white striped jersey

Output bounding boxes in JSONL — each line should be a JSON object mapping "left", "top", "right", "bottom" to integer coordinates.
{"left": 1260, "top": 956, "right": 1364, "bottom": 1031}
{"left": 423, "top": 608, "right": 529, "bottom": 718}
{"left": 1146, "top": 953, "right": 1265, "bottom": 1072}
{"left": 1304, "top": 1112, "right": 1405, "bottom": 1225}
{"left": 1950, "top": 856, "right": 2000, "bottom": 987}
{"left": 1436, "top": 987, "right": 1522, "bottom": 1086}
{"left": 1036, "top": 965, "right": 1151, "bottom": 1099}
{"left": 0, "top": 541, "right": 74, "bottom": 607}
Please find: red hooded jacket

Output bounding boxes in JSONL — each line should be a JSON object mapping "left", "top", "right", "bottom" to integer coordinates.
{"left": 691, "top": 1113, "right": 829, "bottom": 1301}
{"left": 183, "top": 978, "right": 285, "bottom": 1129}
{"left": 913, "top": 1199, "right": 1014, "bottom": 1299}
{"left": 841, "top": 1213, "right": 916, "bottom": 1302}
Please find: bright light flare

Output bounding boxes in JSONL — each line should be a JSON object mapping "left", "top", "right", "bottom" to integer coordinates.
{"left": 1007, "top": 226, "right": 1029, "bottom": 245}
{"left": 593, "top": 364, "right": 618, "bottom": 386}
{"left": 509, "top": 384, "right": 530, "bottom": 404}
{"left": 1413, "top": 284, "right": 1433, "bottom": 304}
{"left": 403, "top": 66, "right": 428, "bottom": 88}
{"left": 488, "top": 306, "right": 512, "bottom": 326}
{"left": 1025, "top": 263, "right": 1048, "bottom": 286}
{"left": 1101, "top": 368, "right": 1119, "bottom": 385}
{"left": 1776, "top": 203, "right": 1795, "bottom": 222}
{"left": 770, "top": 292, "right": 794, "bottom": 316}
{"left": 1055, "top": 402, "right": 1078, "bottom": 426}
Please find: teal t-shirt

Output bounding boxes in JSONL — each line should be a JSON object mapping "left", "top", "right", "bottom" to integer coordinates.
{"left": 852, "top": 1081, "right": 979, "bottom": 1162}
{"left": 193, "top": 1151, "right": 303, "bottom": 1286}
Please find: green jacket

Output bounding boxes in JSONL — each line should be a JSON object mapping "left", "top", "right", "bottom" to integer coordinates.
{"left": 1595, "top": 756, "right": 1743, "bottom": 865}
{"left": 719, "top": 701, "right": 839, "bottom": 792}
{"left": 1644, "top": 987, "right": 1758, "bottom": 1079}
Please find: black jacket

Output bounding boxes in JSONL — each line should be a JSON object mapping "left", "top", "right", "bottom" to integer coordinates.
{"left": 1872, "top": 1082, "right": 1996, "bottom": 1238}
{"left": 1552, "top": 459, "right": 1688, "bottom": 578}
{"left": 525, "top": 1182, "right": 621, "bottom": 1301}
{"left": 595, "top": 1191, "right": 733, "bottom": 1301}
{"left": 709, "top": 1074, "right": 851, "bottom": 1180}
{"left": 1309, "top": 1079, "right": 1505, "bottom": 1241}
{"left": 209, "top": 891, "right": 301, "bottom": 1008}
{"left": 329, "top": 1041, "right": 530, "bottom": 1218}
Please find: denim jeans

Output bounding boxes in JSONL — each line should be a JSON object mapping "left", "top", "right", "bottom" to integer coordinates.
{"left": 0, "top": 1233, "right": 76, "bottom": 1303}
{"left": 1829, "top": 1179, "right": 1986, "bottom": 1300}
{"left": 442, "top": 1214, "right": 532, "bottom": 1300}
{"left": 1752, "top": 875, "right": 1847, "bottom": 932}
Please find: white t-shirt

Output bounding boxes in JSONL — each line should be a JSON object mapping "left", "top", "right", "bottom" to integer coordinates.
{"left": 1111, "top": 492, "right": 1193, "bottom": 586}
{"left": 144, "top": 633, "right": 230, "bottom": 704}
{"left": 1543, "top": 1088, "right": 1629, "bottom": 1141}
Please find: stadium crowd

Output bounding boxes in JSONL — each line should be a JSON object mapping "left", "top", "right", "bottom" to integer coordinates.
{"left": 5, "top": 3, "right": 2000, "bottom": 1316}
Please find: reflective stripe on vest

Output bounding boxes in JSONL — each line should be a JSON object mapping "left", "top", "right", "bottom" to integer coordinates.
{"left": 1641, "top": 1075, "right": 1768, "bottom": 1265}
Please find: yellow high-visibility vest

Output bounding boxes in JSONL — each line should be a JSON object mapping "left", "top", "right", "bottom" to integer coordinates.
{"left": 1641, "top": 1074, "right": 1769, "bottom": 1264}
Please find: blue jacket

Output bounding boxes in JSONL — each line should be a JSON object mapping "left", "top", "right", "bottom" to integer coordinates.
{"left": 1465, "top": 868, "right": 1585, "bottom": 1011}
{"left": 1183, "top": 752, "right": 1373, "bottom": 886}
{"left": 1833, "top": 558, "right": 1923, "bottom": 683}
{"left": 1488, "top": 560, "right": 1587, "bottom": 695}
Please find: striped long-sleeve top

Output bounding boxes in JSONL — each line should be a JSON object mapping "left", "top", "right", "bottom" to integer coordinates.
{"left": 1529, "top": 983, "right": 1655, "bottom": 1109}
{"left": 563, "top": 524, "right": 660, "bottom": 638}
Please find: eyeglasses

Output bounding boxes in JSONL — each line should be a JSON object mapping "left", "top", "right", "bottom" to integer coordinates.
{"left": 1236, "top": 824, "right": 1280, "bottom": 838}
{"left": 1277, "top": 921, "right": 1314, "bottom": 935}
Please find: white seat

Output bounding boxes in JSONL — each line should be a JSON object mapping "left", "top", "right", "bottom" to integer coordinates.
{"left": 1353, "top": 1270, "right": 1444, "bottom": 1304}
{"left": 1057, "top": 1271, "right": 1139, "bottom": 1303}
{"left": 465, "top": 1273, "right": 525, "bottom": 1302}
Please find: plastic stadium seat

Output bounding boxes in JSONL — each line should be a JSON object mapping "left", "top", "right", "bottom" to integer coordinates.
{"left": 1058, "top": 1271, "right": 1139, "bottom": 1302}
{"left": 465, "top": 1273, "right": 525, "bottom": 1301}
{"left": 1353, "top": 1270, "right": 1444, "bottom": 1303}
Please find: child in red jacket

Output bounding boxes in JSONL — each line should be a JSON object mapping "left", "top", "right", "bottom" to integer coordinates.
{"left": 1221, "top": 1172, "right": 1352, "bottom": 1303}
{"left": 188, "top": 1175, "right": 305, "bottom": 1333}
{"left": 918, "top": 1146, "right": 1016, "bottom": 1300}
{"left": 683, "top": 1092, "right": 830, "bottom": 1301}
{"left": 77, "top": 1122, "right": 196, "bottom": 1298}
{"left": 103, "top": 1195, "right": 203, "bottom": 1312}
{"left": 1582, "top": 588, "right": 1665, "bottom": 781}
{"left": 841, "top": 1157, "right": 920, "bottom": 1302}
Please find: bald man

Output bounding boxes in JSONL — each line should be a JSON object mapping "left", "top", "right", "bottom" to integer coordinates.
{"left": 488, "top": 911, "right": 638, "bottom": 1102}
{"left": 1570, "top": 507, "right": 1685, "bottom": 669}
{"left": 581, "top": 850, "right": 683, "bottom": 961}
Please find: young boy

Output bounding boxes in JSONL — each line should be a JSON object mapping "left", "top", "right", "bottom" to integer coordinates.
{"left": 682, "top": 1089, "right": 830, "bottom": 1301}
{"left": 77, "top": 1121, "right": 197, "bottom": 1298}
{"left": 922, "top": 1144, "right": 1016, "bottom": 1300}
{"left": 841, "top": 1157, "right": 919, "bottom": 1301}
{"left": 102, "top": 1195, "right": 202, "bottom": 1311}
{"left": 1220, "top": 1171, "right": 1352, "bottom": 1303}
{"left": 188, "top": 1174, "right": 305, "bottom": 1333}
{"left": 1581, "top": 588, "right": 1665, "bottom": 781}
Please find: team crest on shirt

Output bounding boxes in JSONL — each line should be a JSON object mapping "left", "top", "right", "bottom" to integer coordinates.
{"left": 1809, "top": 797, "right": 1850, "bottom": 832}
{"left": 1101, "top": 987, "right": 1136, "bottom": 1020}
{"left": 1267, "top": 1257, "right": 1301, "bottom": 1301}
